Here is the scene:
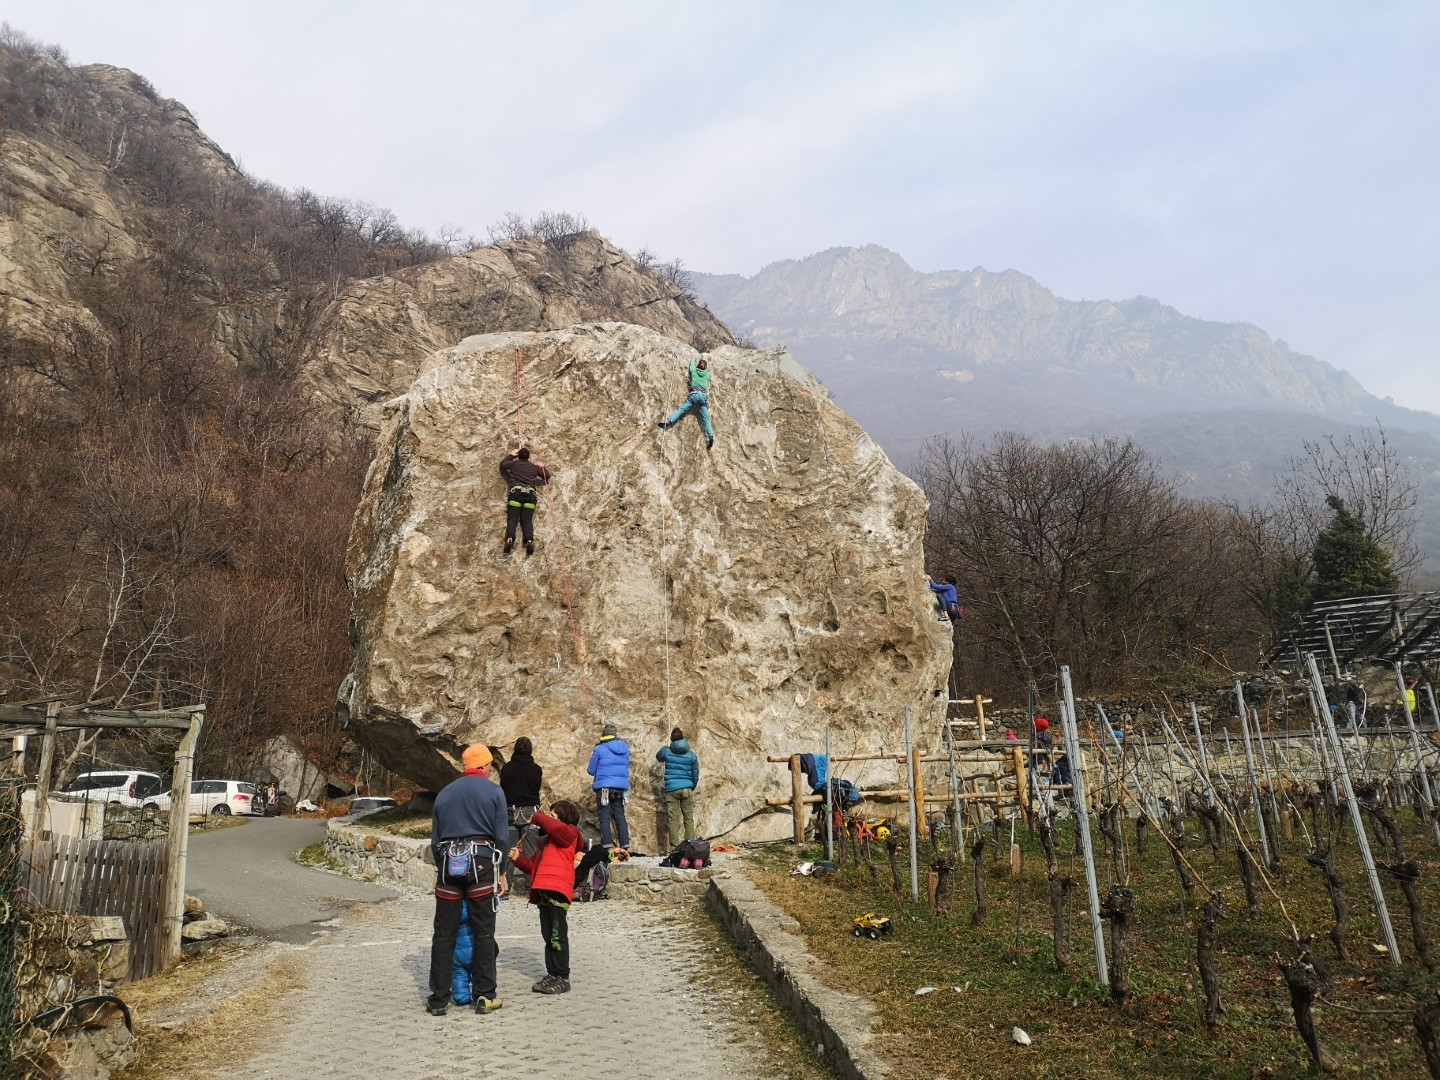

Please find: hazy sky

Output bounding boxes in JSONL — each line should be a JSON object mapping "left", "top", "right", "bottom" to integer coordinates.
{"left": 9, "top": 1, "right": 1439, "bottom": 412}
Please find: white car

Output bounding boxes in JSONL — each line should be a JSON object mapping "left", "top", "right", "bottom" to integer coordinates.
{"left": 57, "top": 770, "right": 171, "bottom": 810}
{"left": 189, "top": 779, "right": 262, "bottom": 816}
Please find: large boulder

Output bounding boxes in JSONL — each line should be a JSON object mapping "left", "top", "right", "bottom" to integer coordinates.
{"left": 258, "top": 735, "right": 350, "bottom": 804}
{"left": 340, "top": 323, "right": 951, "bottom": 845}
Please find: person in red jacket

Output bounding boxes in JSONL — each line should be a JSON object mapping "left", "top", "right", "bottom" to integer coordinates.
{"left": 508, "top": 800, "right": 583, "bottom": 994}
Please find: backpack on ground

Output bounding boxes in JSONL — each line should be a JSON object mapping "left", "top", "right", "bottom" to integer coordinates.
{"left": 573, "top": 841, "right": 610, "bottom": 902}
{"left": 660, "top": 837, "right": 711, "bottom": 868}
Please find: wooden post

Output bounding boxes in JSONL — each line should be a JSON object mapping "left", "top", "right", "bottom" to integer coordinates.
{"left": 1011, "top": 746, "right": 1030, "bottom": 825}
{"left": 905, "top": 707, "right": 920, "bottom": 901}
{"left": 912, "top": 740, "right": 926, "bottom": 827}
{"left": 32, "top": 700, "right": 60, "bottom": 837}
{"left": 975, "top": 694, "right": 988, "bottom": 743}
{"left": 162, "top": 709, "right": 203, "bottom": 967}
{"left": 789, "top": 754, "right": 804, "bottom": 844}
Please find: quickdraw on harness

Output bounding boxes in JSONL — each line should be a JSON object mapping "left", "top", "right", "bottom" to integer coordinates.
{"left": 436, "top": 839, "right": 505, "bottom": 911}
{"left": 506, "top": 485, "right": 538, "bottom": 511}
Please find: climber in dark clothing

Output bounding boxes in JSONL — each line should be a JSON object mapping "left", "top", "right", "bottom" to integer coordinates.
{"left": 658, "top": 357, "right": 715, "bottom": 449}
{"left": 500, "top": 446, "right": 551, "bottom": 557}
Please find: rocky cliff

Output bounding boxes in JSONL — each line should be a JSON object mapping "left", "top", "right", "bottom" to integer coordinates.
{"left": 339, "top": 323, "right": 952, "bottom": 844}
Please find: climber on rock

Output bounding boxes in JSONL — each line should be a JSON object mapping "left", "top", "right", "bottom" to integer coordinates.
{"left": 658, "top": 356, "right": 714, "bottom": 450}
{"left": 500, "top": 445, "right": 551, "bottom": 557}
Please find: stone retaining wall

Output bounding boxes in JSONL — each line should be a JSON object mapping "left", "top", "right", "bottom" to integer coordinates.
{"left": 325, "top": 819, "right": 729, "bottom": 901}
{"left": 324, "top": 820, "right": 435, "bottom": 889}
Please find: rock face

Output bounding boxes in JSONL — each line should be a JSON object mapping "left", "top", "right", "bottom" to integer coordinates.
{"left": 340, "top": 323, "right": 951, "bottom": 844}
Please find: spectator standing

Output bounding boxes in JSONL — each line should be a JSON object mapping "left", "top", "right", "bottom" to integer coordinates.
{"left": 587, "top": 723, "right": 631, "bottom": 850}
{"left": 426, "top": 744, "right": 509, "bottom": 1016}
{"left": 499, "top": 736, "right": 543, "bottom": 890}
{"left": 655, "top": 727, "right": 700, "bottom": 850}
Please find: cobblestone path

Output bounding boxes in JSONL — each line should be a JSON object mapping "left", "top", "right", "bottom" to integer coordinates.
{"left": 238, "top": 894, "right": 785, "bottom": 1079}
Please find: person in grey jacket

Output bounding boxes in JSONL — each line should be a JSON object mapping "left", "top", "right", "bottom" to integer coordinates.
{"left": 427, "top": 744, "right": 509, "bottom": 1016}
{"left": 656, "top": 727, "right": 700, "bottom": 849}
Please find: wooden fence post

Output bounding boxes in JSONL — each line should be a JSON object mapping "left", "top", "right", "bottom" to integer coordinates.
{"left": 32, "top": 700, "right": 60, "bottom": 837}
{"left": 789, "top": 754, "right": 804, "bottom": 844}
{"left": 161, "top": 708, "right": 203, "bottom": 967}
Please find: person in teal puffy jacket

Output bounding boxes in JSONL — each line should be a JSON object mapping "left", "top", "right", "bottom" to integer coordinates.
{"left": 656, "top": 727, "right": 700, "bottom": 850}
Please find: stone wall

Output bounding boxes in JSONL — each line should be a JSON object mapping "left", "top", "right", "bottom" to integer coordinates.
{"left": 324, "top": 818, "right": 727, "bottom": 902}
{"left": 324, "top": 820, "right": 436, "bottom": 889}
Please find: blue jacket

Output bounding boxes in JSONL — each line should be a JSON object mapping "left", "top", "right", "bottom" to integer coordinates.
{"left": 656, "top": 740, "right": 699, "bottom": 793}
{"left": 929, "top": 580, "right": 959, "bottom": 608}
{"left": 587, "top": 736, "right": 631, "bottom": 791}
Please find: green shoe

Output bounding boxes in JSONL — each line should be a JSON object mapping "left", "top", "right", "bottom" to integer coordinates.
{"left": 475, "top": 996, "right": 503, "bottom": 1014}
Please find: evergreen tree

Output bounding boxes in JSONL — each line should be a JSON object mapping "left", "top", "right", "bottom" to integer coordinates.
{"left": 1311, "top": 495, "right": 1399, "bottom": 602}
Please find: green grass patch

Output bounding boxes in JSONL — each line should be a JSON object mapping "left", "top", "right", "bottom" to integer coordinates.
{"left": 746, "top": 812, "right": 1440, "bottom": 1079}
{"left": 296, "top": 841, "right": 343, "bottom": 872}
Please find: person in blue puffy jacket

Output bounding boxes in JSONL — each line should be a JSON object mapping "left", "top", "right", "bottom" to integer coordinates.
{"left": 586, "top": 723, "right": 631, "bottom": 849}
{"left": 656, "top": 727, "right": 700, "bottom": 850}
{"left": 451, "top": 900, "right": 474, "bottom": 1005}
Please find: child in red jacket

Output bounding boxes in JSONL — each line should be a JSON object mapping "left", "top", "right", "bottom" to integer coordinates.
{"left": 509, "top": 800, "right": 583, "bottom": 994}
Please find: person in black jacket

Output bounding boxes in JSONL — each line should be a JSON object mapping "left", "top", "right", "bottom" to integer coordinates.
{"left": 427, "top": 744, "right": 510, "bottom": 1016}
{"left": 500, "top": 446, "right": 552, "bottom": 556}
{"left": 500, "top": 737, "right": 543, "bottom": 891}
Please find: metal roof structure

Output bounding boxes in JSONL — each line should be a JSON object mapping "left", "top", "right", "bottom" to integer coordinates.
{"left": 1265, "top": 592, "right": 1440, "bottom": 671}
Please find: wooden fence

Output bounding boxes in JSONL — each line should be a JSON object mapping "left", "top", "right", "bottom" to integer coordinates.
{"left": 22, "top": 834, "right": 169, "bottom": 981}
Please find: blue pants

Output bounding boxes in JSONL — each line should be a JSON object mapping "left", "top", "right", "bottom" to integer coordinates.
{"left": 666, "top": 391, "right": 713, "bottom": 439}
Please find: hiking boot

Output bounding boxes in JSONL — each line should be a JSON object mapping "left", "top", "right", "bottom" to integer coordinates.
{"left": 657, "top": 421, "right": 669, "bottom": 430}
{"left": 474, "top": 996, "right": 503, "bottom": 1014}
{"left": 426, "top": 1000, "right": 448, "bottom": 1016}
{"left": 502, "top": 538, "right": 515, "bottom": 555}
{"left": 524, "top": 540, "right": 535, "bottom": 557}
{"left": 706, "top": 435, "right": 714, "bottom": 450}
{"left": 534, "top": 976, "right": 570, "bottom": 994}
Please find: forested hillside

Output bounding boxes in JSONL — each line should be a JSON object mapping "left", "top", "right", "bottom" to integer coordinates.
{"left": 0, "top": 28, "right": 729, "bottom": 776}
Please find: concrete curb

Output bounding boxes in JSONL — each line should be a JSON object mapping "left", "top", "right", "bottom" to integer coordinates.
{"left": 707, "top": 873, "right": 890, "bottom": 1080}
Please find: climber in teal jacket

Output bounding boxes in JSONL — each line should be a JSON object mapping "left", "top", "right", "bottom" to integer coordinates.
{"left": 658, "top": 357, "right": 714, "bottom": 449}
{"left": 656, "top": 727, "right": 700, "bottom": 849}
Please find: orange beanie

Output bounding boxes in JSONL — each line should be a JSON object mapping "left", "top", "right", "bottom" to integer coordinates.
{"left": 462, "top": 744, "right": 492, "bottom": 772}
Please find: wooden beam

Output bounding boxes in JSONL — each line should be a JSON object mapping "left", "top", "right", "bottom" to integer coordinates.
{"left": 161, "top": 709, "right": 203, "bottom": 967}
{"left": 32, "top": 701, "right": 60, "bottom": 837}
{"left": 789, "top": 755, "right": 804, "bottom": 844}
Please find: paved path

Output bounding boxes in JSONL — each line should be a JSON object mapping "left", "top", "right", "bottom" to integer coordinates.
{"left": 186, "top": 818, "right": 397, "bottom": 942}
{"left": 240, "top": 893, "right": 786, "bottom": 1080}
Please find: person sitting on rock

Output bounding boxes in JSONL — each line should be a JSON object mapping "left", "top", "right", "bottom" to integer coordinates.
{"left": 657, "top": 356, "right": 715, "bottom": 450}
{"left": 500, "top": 445, "right": 551, "bottom": 557}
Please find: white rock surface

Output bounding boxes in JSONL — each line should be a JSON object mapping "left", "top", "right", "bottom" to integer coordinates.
{"left": 340, "top": 323, "right": 952, "bottom": 845}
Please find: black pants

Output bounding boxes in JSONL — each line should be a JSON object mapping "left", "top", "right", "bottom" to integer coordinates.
{"left": 536, "top": 891, "right": 570, "bottom": 979}
{"left": 428, "top": 876, "right": 498, "bottom": 1005}
{"left": 505, "top": 505, "right": 536, "bottom": 544}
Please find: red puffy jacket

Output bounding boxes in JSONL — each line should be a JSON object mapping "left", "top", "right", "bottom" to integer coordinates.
{"left": 511, "top": 811, "right": 583, "bottom": 901}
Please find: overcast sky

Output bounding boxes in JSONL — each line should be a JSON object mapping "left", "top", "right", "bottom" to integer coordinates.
{"left": 9, "top": 1, "right": 1439, "bottom": 412}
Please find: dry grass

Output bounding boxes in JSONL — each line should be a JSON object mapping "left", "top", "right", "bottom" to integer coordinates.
{"left": 746, "top": 812, "right": 1440, "bottom": 1080}
{"left": 681, "top": 905, "right": 831, "bottom": 1079}
{"left": 119, "top": 951, "right": 308, "bottom": 1080}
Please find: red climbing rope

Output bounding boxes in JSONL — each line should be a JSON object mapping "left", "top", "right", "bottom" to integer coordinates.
{"left": 512, "top": 346, "right": 595, "bottom": 723}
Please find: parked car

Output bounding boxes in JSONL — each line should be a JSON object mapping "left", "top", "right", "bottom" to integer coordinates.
{"left": 56, "top": 771, "right": 171, "bottom": 810}
{"left": 347, "top": 796, "right": 398, "bottom": 817}
{"left": 189, "top": 779, "right": 262, "bottom": 816}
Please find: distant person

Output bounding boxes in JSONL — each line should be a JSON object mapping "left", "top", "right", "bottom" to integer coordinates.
{"left": 1032, "top": 717, "right": 1056, "bottom": 776}
{"left": 500, "top": 445, "right": 551, "bottom": 557}
{"left": 1399, "top": 677, "right": 1419, "bottom": 718}
{"left": 427, "top": 744, "right": 509, "bottom": 1016}
{"left": 1344, "top": 681, "right": 1366, "bottom": 728}
{"left": 508, "top": 800, "right": 584, "bottom": 994}
{"left": 587, "top": 723, "right": 632, "bottom": 850}
{"left": 658, "top": 356, "right": 715, "bottom": 449}
{"left": 925, "top": 574, "right": 961, "bottom": 622}
{"left": 655, "top": 727, "right": 700, "bottom": 850}
{"left": 500, "top": 737, "right": 543, "bottom": 891}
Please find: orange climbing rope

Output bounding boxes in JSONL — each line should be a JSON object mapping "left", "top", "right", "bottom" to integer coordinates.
{"left": 512, "top": 346, "right": 595, "bottom": 722}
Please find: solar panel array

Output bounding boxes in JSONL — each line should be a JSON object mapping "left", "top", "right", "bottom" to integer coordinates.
{"left": 1266, "top": 591, "right": 1440, "bottom": 671}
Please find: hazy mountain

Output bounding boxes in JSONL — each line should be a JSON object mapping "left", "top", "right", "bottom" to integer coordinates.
{"left": 694, "top": 246, "right": 1440, "bottom": 566}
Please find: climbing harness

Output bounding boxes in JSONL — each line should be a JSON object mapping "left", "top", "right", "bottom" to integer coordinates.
{"left": 506, "top": 485, "right": 538, "bottom": 511}
{"left": 436, "top": 838, "right": 505, "bottom": 912}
